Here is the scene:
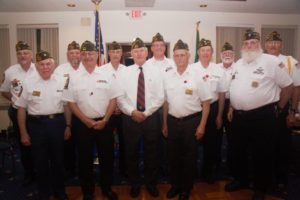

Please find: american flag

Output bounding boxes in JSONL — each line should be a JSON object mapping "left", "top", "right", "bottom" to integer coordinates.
{"left": 95, "top": 8, "right": 105, "bottom": 66}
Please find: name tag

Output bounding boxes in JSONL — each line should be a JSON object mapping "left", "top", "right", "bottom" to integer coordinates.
{"left": 185, "top": 89, "right": 193, "bottom": 95}
{"left": 32, "top": 90, "right": 41, "bottom": 96}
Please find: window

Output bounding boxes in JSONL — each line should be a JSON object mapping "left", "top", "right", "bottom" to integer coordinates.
{"left": 216, "top": 26, "right": 252, "bottom": 63}
{"left": 17, "top": 24, "right": 59, "bottom": 64}
{"left": 0, "top": 25, "right": 10, "bottom": 107}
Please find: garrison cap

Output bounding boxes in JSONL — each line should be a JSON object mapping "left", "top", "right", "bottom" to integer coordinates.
{"left": 243, "top": 29, "right": 260, "bottom": 41}
{"left": 152, "top": 33, "right": 164, "bottom": 43}
{"left": 36, "top": 50, "right": 52, "bottom": 62}
{"left": 67, "top": 41, "right": 80, "bottom": 51}
{"left": 221, "top": 42, "right": 233, "bottom": 52}
{"left": 266, "top": 31, "right": 282, "bottom": 42}
{"left": 131, "top": 37, "right": 145, "bottom": 50}
{"left": 198, "top": 38, "right": 212, "bottom": 49}
{"left": 15, "top": 41, "right": 31, "bottom": 51}
{"left": 109, "top": 41, "right": 122, "bottom": 50}
{"left": 80, "top": 40, "right": 97, "bottom": 52}
{"left": 173, "top": 39, "right": 189, "bottom": 51}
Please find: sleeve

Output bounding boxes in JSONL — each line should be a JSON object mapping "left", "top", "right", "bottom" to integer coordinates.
{"left": 291, "top": 57, "right": 300, "bottom": 86}
{"left": 0, "top": 70, "right": 11, "bottom": 92}
{"left": 14, "top": 83, "right": 29, "bottom": 108}
{"left": 217, "top": 68, "right": 228, "bottom": 93}
{"left": 143, "top": 71, "right": 165, "bottom": 117}
{"left": 62, "top": 75, "right": 76, "bottom": 102}
{"left": 109, "top": 74, "right": 124, "bottom": 99}
{"left": 116, "top": 71, "right": 135, "bottom": 116}
{"left": 274, "top": 58, "right": 293, "bottom": 88}
{"left": 198, "top": 79, "right": 212, "bottom": 102}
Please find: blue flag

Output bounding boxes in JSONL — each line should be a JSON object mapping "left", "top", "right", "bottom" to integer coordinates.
{"left": 95, "top": 9, "right": 105, "bottom": 66}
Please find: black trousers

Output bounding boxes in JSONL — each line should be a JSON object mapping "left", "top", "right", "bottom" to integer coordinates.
{"left": 8, "top": 106, "right": 35, "bottom": 178}
{"left": 202, "top": 101, "right": 222, "bottom": 179}
{"left": 110, "top": 114, "right": 126, "bottom": 176}
{"left": 273, "top": 104, "right": 290, "bottom": 185}
{"left": 167, "top": 113, "right": 201, "bottom": 192}
{"left": 27, "top": 114, "right": 65, "bottom": 199}
{"left": 63, "top": 115, "right": 78, "bottom": 173}
{"left": 122, "top": 112, "right": 160, "bottom": 186}
{"left": 231, "top": 103, "right": 277, "bottom": 191}
{"left": 75, "top": 117, "right": 114, "bottom": 195}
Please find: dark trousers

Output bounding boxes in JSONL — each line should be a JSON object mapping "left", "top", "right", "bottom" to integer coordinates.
{"left": 273, "top": 104, "right": 290, "bottom": 185}
{"left": 75, "top": 117, "right": 114, "bottom": 195}
{"left": 202, "top": 101, "right": 222, "bottom": 180}
{"left": 8, "top": 106, "right": 35, "bottom": 178}
{"left": 223, "top": 99, "right": 233, "bottom": 176}
{"left": 231, "top": 103, "right": 277, "bottom": 191}
{"left": 27, "top": 114, "right": 65, "bottom": 199}
{"left": 122, "top": 112, "right": 160, "bottom": 186}
{"left": 110, "top": 114, "right": 126, "bottom": 176}
{"left": 167, "top": 113, "right": 201, "bottom": 192}
{"left": 64, "top": 115, "right": 78, "bottom": 173}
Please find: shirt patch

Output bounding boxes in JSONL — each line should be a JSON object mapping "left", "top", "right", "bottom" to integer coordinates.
{"left": 11, "top": 79, "right": 20, "bottom": 87}
{"left": 251, "top": 81, "right": 259, "bottom": 88}
{"left": 165, "top": 66, "right": 173, "bottom": 72}
{"left": 253, "top": 67, "right": 264, "bottom": 75}
{"left": 32, "top": 90, "right": 41, "bottom": 96}
{"left": 96, "top": 80, "right": 107, "bottom": 83}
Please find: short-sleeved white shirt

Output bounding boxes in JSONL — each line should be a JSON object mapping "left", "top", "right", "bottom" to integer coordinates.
{"left": 216, "top": 62, "right": 235, "bottom": 99}
{"left": 146, "top": 56, "right": 175, "bottom": 74}
{"left": 230, "top": 53, "right": 293, "bottom": 111}
{"left": 277, "top": 54, "right": 300, "bottom": 86}
{"left": 15, "top": 73, "right": 65, "bottom": 115}
{"left": 63, "top": 67, "right": 123, "bottom": 118}
{"left": 163, "top": 65, "right": 212, "bottom": 118}
{"left": 191, "top": 61, "right": 227, "bottom": 103}
{"left": 0, "top": 63, "right": 36, "bottom": 107}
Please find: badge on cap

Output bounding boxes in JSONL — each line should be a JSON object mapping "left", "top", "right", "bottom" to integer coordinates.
{"left": 185, "top": 88, "right": 193, "bottom": 95}
{"left": 32, "top": 90, "right": 41, "bottom": 96}
{"left": 251, "top": 81, "right": 259, "bottom": 88}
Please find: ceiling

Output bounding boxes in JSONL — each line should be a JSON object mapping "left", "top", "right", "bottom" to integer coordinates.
{"left": 0, "top": 0, "right": 299, "bottom": 14}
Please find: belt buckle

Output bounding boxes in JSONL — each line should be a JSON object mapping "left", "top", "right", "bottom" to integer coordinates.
{"left": 49, "top": 114, "right": 55, "bottom": 119}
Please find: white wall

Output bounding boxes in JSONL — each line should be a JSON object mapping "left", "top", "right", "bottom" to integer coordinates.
{"left": 0, "top": 10, "right": 299, "bottom": 65}
{"left": 0, "top": 10, "right": 299, "bottom": 130}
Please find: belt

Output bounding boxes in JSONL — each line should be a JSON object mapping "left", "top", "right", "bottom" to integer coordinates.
{"left": 169, "top": 112, "right": 201, "bottom": 122}
{"left": 92, "top": 117, "right": 104, "bottom": 121}
{"left": 28, "top": 113, "right": 63, "bottom": 120}
{"left": 234, "top": 103, "right": 276, "bottom": 116}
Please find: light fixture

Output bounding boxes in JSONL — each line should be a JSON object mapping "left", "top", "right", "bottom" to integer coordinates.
{"left": 67, "top": 3, "right": 76, "bottom": 8}
{"left": 199, "top": 4, "right": 208, "bottom": 8}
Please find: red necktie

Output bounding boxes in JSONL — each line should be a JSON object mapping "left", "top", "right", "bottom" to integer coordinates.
{"left": 137, "top": 67, "right": 145, "bottom": 111}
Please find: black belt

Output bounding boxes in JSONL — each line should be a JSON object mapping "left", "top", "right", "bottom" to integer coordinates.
{"left": 234, "top": 103, "right": 276, "bottom": 116}
{"left": 169, "top": 112, "right": 201, "bottom": 122}
{"left": 28, "top": 113, "right": 63, "bottom": 120}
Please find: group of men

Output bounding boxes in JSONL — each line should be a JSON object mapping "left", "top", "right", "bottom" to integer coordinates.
{"left": 0, "top": 29, "right": 299, "bottom": 200}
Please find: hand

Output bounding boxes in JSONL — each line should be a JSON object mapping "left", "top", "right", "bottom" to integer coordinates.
{"left": 195, "top": 124, "right": 205, "bottom": 140}
{"left": 227, "top": 107, "right": 233, "bottom": 122}
{"left": 286, "top": 113, "right": 296, "bottom": 128}
{"left": 131, "top": 110, "right": 146, "bottom": 123}
{"left": 84, "top": 118, "right": 97, "bottom": 128}
{"left": 93, "top": 119, "right": 107, "bottom": 130}
{"left": 162, "top": 123, "right": 168, "bottom": 138}
{"left": 64, "top": 127, "right": 71, "bottom": 140}
{"left": 20, "top": 133, "right": 31, "bottom": 146}
{"left": 216, "top": 115, "right": 223, "bottom": 130}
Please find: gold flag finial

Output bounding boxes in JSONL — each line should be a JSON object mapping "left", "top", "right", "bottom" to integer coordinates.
{"left": 196, "top": 21, "right": 201, "bottom": 30}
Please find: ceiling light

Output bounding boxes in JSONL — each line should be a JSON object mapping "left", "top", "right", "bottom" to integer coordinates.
{"left": 199, "top": 4, "right": 208, "bottom": 8}
{"left": 67, "top": 3, "right": 76, "bottom": 8}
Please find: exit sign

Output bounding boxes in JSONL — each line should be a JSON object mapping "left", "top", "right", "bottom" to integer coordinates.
{"left": 131, "top": 9, "right": 142, "bottom": 19}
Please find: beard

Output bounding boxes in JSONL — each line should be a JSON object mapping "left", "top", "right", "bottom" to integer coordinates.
{"left": 221, "top": 57, "right": 234, "bottom": 64}
{"left": 241, "top": 48, "right": 263, "bottom": 63}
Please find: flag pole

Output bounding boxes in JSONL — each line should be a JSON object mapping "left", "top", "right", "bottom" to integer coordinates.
{"left": 92, "top": 0, "right": 103, "bottom": 66}
{"left": 194, "top": 21, "right": 201, "bottom": 62}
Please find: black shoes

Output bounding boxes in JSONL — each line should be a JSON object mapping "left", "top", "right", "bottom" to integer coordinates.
{"left": 178, "top": 192, "right": 190, "bottom": 200}
{"left": 83, "top": 194, "right": 94, "bottom": 200}
{"left": 130, "top": 185, "right": 141, "bottom": 198}
{"left": 224, "top": 180, "right": 248, "bottom": 192}
{"left": 103, "top": 190, "right": 118, "bottom": 200}
{"left": 252, "top": 190, "right": 265, "bottom": 200}
{"left": 22, "top": 175, "right": 35, "bottom": 186}
{"left": 166, "top": 187, "right": 180, "bottom": 199}
{"left": 146, "top": 185, "right": 159, "bottom": 197}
